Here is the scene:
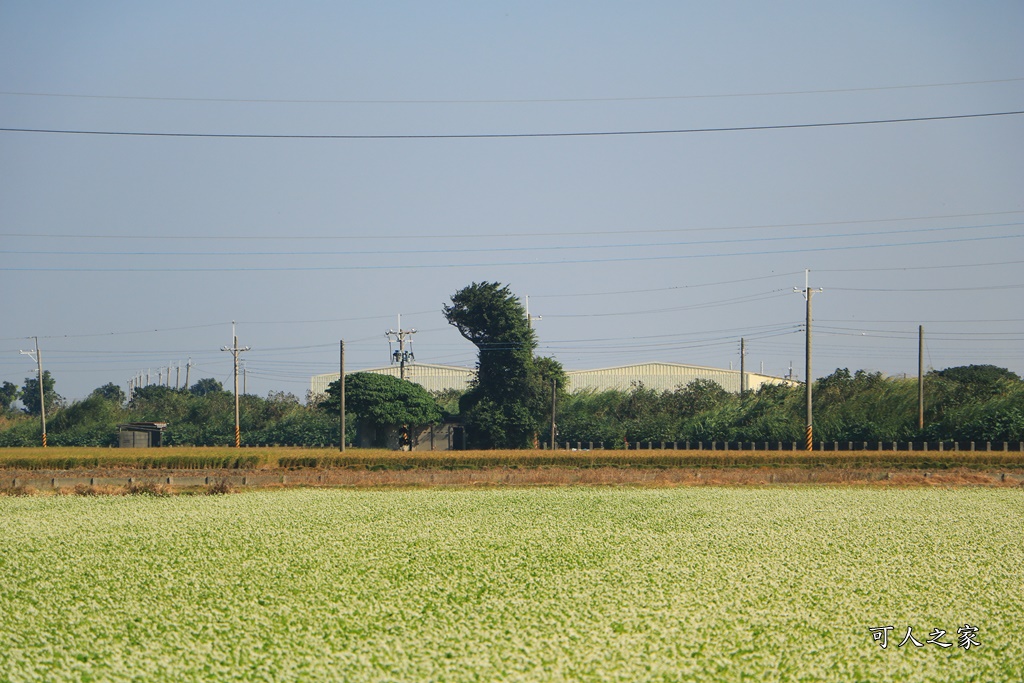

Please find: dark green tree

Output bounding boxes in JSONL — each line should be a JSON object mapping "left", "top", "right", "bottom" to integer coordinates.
{"left": 321, "top": 373, "right": 441, "bottom": 446}
{"left": 930, "top": 365, "right": 1021, "bottom": 406}
{"left": 0, "top": 381, "right": 19, "bottom": 412}
{"left": 20, "top": 371, "right": 63, "bottom": 416}
{"left": 91, "top": 382, "right": 126, "bottom": 404}
{"left": 189, "top": 377, "right": 225, "bottom": 396}
{"left": 443, "top": 282, "right": 564, "bottom": 448}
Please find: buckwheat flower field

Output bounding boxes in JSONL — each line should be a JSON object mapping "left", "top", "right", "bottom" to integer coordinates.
{"left": 1, "top": 488, "right": 1021, "bottom": 681}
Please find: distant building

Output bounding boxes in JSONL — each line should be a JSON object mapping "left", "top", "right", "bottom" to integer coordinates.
{"left": 566, "top": 362, "right": 798, "bottom": 394}
{"left": 310, "top": 361, "right": 796, "bottom": 399}
{"left": 117, "top": 422, "right": 169, "bottom": 448}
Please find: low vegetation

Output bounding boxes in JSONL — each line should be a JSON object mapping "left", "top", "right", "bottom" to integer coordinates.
{"left": 1, "top": 488, "right": 1020, "bottom": 681}
{"left": 3, "top": 446, "right": 1023, "bottom": 473}
{"left": 1, "top": 364, "right": 1021, "bottom": 449}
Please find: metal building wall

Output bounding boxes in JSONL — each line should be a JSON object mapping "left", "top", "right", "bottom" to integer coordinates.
{"left": 565, "top": 362, "right": 798, "bottom": 394}
{"left": 311, "top": 361, "right": 796, "bottom": 399}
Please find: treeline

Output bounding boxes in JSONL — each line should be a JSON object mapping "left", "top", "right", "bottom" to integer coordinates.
{"left": 558, "top": 366, "right": 1024, "bottom": 446}
{"left": 0, "top": 365, "right": 1022, "bottom": 448}
{"left": 0, "top": 381, "right": 342, "bottom": 448}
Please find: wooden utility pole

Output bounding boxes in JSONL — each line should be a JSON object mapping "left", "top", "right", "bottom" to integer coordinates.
{"left": 339, "top": 340, "right": 346, "bottom": 452}
{"left": 795, "top": 272, "right": 823, "bottom": 451}
{"left": 221, "top": 322, "right": 250, "bottom": 448}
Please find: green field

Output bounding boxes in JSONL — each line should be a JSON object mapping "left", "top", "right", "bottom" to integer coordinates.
{"left": 1, "top": 488, "right": 1021, "bottom": 682}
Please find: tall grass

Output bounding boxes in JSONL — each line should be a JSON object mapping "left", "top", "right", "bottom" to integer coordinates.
{"left": 3, "top": 446, "right": 1022, "bottom": 471}
{"left": 0, "top": 447, "right": 264, "bottom": 470}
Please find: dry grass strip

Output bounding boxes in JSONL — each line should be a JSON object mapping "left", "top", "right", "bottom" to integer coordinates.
{"left": 2, "top": 466, "right": 1021, "bottom": 494}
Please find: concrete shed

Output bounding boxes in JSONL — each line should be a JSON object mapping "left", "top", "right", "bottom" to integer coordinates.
{"left": 117, "top": 422, "right": 168, "bottom": 448}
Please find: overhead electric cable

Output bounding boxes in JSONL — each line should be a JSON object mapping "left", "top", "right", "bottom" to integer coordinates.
{"left": 2, "top": 76, "right": 1021, "bottom": 104}
{"left": 4, "top": 210, "right": 1020, "bottom": 240}
{"left": 2, "top": 110, "right": 1022, "bottom": 139}
{"left": 2, "top": 232, "right": 1020, "bottom": 271}
{"left": 6, "top": 221, "right": 1018, "bottom": 258}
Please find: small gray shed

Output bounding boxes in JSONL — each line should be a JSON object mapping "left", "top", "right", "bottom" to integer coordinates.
{"left": 117, "top": 422, "right": 169, "bottom": 448}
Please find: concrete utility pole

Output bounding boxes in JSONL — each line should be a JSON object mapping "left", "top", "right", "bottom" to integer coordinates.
{"left": 386, "top": 314, "right": 416, "bottom": 380}
{"left": 339, "top": 340, "right": 346, "bottom": 453}
{"left": 739, "top": 338, "right": 746, "bottom": 393}
{"left": 184, "top": 358, "right": 192, "bottom": 392}
{"left": 550, "top": 377, "right": 557, "bottom": 450}
{"left": 526, "top": 295, "right": 542, "bottom": 330}
{"left": 221, "top": 322, "right": 250, "bottom": 448}
{"left": 19, "top": 337, "right": 46, "bottom": 447}
{"left": 794, "top": 271, "right": 823, "bottom": 451}
{"left": 918, "top": 325, "right": 925, "bottom": 431}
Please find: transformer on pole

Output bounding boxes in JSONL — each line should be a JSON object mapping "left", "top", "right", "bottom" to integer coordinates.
{"left": 386, "top": 314, "right": 416, "bottom": 381}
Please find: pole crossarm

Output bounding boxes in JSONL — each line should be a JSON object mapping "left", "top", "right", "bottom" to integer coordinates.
{"left": 386, "top": 314, "right": 417, "bottom": 381}
{"left": 19, "top": 338, "right": 47, "bottom": 447}
{"left": 221, "top": 322, "right": 250, "bottom": 448}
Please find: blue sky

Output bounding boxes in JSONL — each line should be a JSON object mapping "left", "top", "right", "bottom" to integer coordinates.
{"left": 2, "top": 1, "right": 1022, "bottom": 402}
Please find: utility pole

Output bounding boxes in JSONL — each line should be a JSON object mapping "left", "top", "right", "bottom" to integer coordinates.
{"left": 221, "top": 322, "right": 250, "bottom": 448}
{"left": 19, "top": 337, "right": 46, "bottom": 447}
{"left": 526, "top": 295, "right": 542, "bottom": 330}
{"left": 739, "top": 338, "right": 746, "bottom": 393}
{"left": 918, "top": 325, "right": 925, "bottom": 431}
{"left": 550, "top": 377, "right": 557, "bottom": 450}
{"left": 386, "top": 314, "right": 416, "bottom": 380}
{"left": 184, "top": 358, "right": 192, "bottom": 392}
{"left": 794, "top": 271, "right": 823, "bottom": 451}
{"left": 339, "top": 340, "right": 346, "bottom": 452}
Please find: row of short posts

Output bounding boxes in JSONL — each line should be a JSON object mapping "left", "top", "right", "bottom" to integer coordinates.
{"left": 540, "top": 441, "right": 1023, "bottom": 451}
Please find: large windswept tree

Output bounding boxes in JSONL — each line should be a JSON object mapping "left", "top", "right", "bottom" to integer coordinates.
{"left": 444, "top": 281, "right": 564, "bottom": 448}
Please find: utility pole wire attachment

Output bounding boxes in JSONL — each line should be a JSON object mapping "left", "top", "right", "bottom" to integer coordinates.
{"left": 19, "top": 337, "right": 46, "bottom": 447}
{"left": 386, "top": 314, "right": 416, "bottom": 380}
{"left": 221, "top": 322, "right": 250, "bottom": 448}
{"left": 794, "top": 270, "right": 823, "bottom": 451}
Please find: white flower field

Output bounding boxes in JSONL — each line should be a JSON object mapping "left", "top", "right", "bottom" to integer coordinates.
{"left": 1, "top": 487, "right": 1021, "bottom": 681}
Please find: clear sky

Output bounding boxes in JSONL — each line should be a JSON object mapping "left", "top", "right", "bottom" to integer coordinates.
{"left": 2, "top": 1, "right": 1022, "bottom": 403}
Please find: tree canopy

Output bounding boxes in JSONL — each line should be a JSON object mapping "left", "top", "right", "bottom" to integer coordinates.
{"left": 91, "top": 382, "right": 126, "bottom": 404}
{"left": 189, "top": 377, "right": 225, "bottom": 396}
{"left": 0, "top": 381, "right": 19, "bottom": 412}
{"left": 321, "top": 373, "right": 441, "bottom": 432}
{"left": 443, "top": 281, "right": 565, "bottom": 448}
{"left": 20, "top": 371, "right": 63, "bottom": 416}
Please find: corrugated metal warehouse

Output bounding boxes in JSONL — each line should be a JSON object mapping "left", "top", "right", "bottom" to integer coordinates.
{"left": 310, "top": 361, "right": 797, "bottom": 398}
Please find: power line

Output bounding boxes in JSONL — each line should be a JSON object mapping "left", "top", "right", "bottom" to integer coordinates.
{"left": 6, "top": 221, "right": 1019, "bottom": 258}
{"left": 5, "top": 210, "right": 1020, "bottom": 240}
{"left": 3, "top": 232, "right": 1020, "bottom": 272}
{"left": 2, "top": 76, "right": 1021, "bottom": 104}
{"left": 830, "top": 283, "right": 1024, "bottom": 292}
{"left": 2, "top": 110, "right": 1022, "bottom": 140}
